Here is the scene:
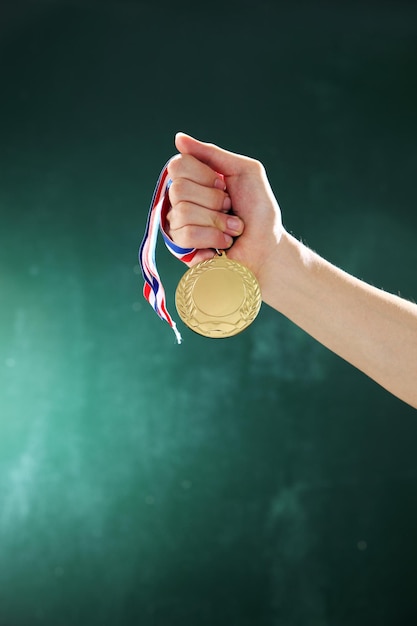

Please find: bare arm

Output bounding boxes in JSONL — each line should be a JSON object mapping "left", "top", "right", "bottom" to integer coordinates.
{"left": 166, "top": 133, "right": 417, "bottom": 408}
{"left": 265, "top": 232, "right": 417, "bottom": 407}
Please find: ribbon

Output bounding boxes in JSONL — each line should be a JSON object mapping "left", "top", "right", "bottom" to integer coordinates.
{"left": 139, "top": 158, "right": 198, "bottom": 343}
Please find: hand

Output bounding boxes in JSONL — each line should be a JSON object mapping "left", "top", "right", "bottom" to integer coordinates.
{"left": 166, "top": 133, "right": 284, "bottom": 297}
{"left": 165, "top": 134, "right": 417, "bottom": 408}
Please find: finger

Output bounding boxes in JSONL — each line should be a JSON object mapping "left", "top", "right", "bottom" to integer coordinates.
{"left": 166, "top": 203, "right": 244, "bottom": 237}
{"left": 168, "top": 153, "right": 226, "bottom": 191}
{"left": 168, "top": 224, "right": 235, "bottom": 252}
{"left": 175, "top": 132, "right": 248, "bottom": 177}
{"left": 186, "top": 249, "right": 220, "bottom": 266}
{"left": 169, "top": 178, "right": 231, "bottom": 213}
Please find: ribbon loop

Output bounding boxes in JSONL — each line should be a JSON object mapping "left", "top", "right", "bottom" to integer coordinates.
{"left": 139, "top": 159, "right": 198, "bottom": 343}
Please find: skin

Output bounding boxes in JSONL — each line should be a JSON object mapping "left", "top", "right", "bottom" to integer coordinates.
{"left": 166, "top": 133, "right": 417, "bottom": 409}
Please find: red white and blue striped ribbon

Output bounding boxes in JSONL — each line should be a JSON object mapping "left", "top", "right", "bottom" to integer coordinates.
{"left": 139, "top": 158, "right": 198, "bottom": 343}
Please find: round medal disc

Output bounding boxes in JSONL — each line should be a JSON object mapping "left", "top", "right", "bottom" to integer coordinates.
{"left": 175, "top": 251, "right": 262, "bottom": 338}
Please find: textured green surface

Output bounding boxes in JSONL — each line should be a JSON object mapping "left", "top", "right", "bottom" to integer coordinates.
{"left": 0, "top": 2, "right": 417, "bottom": 625}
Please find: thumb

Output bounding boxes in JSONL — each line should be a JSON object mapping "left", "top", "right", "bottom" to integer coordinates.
{"left": 174, "top": 132, "right": 244, "bottom": 177}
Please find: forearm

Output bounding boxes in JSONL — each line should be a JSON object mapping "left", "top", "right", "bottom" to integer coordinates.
{"left": 262, "top": 232, "right": 417, "bottom": 408}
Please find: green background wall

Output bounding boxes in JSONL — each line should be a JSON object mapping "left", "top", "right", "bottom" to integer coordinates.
{"left": 0, "top": 1, "right": 416, "bottom": 624}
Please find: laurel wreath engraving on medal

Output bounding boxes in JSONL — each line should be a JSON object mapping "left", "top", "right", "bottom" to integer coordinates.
{"left": 175, "top": 253, "right": 262, "bottom": 338}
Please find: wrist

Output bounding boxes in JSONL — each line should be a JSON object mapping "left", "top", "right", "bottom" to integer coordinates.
{"left": 259, "top": 230, "right": 314, "bottom": 314}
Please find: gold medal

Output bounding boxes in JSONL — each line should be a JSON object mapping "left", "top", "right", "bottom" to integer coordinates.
{"left": 175, "top": 251, "right": 262, "bottom": 338}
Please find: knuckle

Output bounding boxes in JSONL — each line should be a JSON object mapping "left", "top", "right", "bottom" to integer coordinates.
{"left": 175, "top": 200, "right": 191, "bottom": 218}
{"left": 167, "top": 154, "right": 183, "bottom": 179}
{"left": 167, "top": 153, "right": 193, "bottom": 180}
{"left": 167, "top": 178, "right": 179, "bottom": 204}
{"left": 174, "top": 177, "right": 189, "bottom": 197}
{"left": 247, "top": 157, "right": 265, "bottom": 176}
{"left": 174, "top": 225, "right": 198, "bottom": 248}
{"left": 166, "top": 201, "right": 189, "bottom": 229}
{"left": 168, "top": 179, "right": 188, "bottom": 205}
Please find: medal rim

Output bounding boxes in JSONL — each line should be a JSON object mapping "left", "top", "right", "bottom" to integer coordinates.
{"left": 175, "top": 252, "right": 262, "bottom": 339}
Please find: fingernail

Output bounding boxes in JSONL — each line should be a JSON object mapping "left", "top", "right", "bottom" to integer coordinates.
{"left": 224, "top": 234, "right": 234, "bottom": 247}
{"left": 223, "top": 196, "right": 232, "bottom": 211}
{"left": 227, "top": 216, "right": 243, "bottom": 234}
{"left": 214, "top": 178, "right": 226, "bottom": 190}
